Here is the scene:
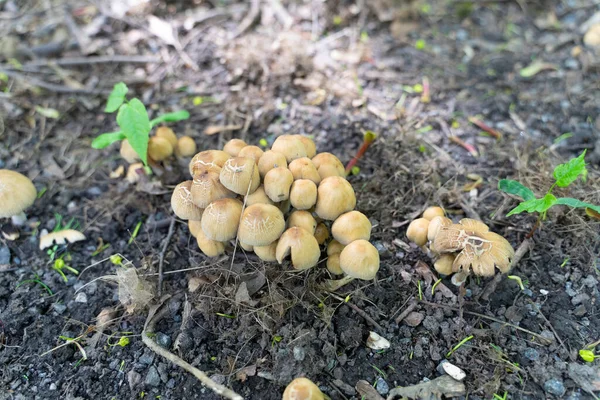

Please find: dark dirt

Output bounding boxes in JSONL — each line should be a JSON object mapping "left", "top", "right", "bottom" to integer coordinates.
{"left": 1, "top": 1, "right": 600, "bottom": 399}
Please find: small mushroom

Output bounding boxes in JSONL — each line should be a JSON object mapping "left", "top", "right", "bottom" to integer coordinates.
{"left": 191, "top": 167, "right": 235, "bottom": 208}
{"left": 245, "top": 186, "right": 275, "bottom": 206}
{"left": 254, "top": 240, "right": 278, "bottom": 262}
{"left": 176, "top": 136, "right": 197, "bottom": 157}
{"left": 406, "top": 218, "right": 430, "bottom": 247}
{"left": 289, "top": 179, "right": 318, "bottom": 210}
{"left": 257, "top": 150, "right": 288, "bottom": 179}
{"left": 327, "top": 239, "right": 345, "bottom": 256}
{"left": 39, "top": 229, "right": 86, "bottom": 250}
{"left": 239, "top": 241, "right": 254, "bottom": 252}
{"left": 325, "top": 239, "right": 379, "bottom": 290}
{"left": 148, "top": 136, "right": 174, "bottom": 161}
{"left": 271, "top": 135, "right": 307, "bottom": 162}
{"left": 196, "top": 228, "right": 225, "bottom": 257}
{"left": 315, "top": 176, "right": 356, "bottom": 220}
{"left": 331, "top": 210, "right": 371, "bottom": 245}
{"left": 171, "top": 181, "right": 204, "bottom": 220}
{"left": 201, "top": 198, "right": 243, "bottom": 241}
{"left": 0, "top": 169, "right": 37, "bottom": 224}
{"left": 276, "top": 227, "right": 321, "bottom": 270}
{"left": 314, "top": 222, "right": 329, "bottom": 245}
{"left": 427, "top": 216, "right": 452, "bottom": 242}
{"left": 287, "top": 210, "right": 317, "bottom": 234}
{"left": 282, "top": 377, "right": 325, "bottom": 400}
{"left": 423, "top": 206, "right": 445, "bottom": 221}
{"left": 432, "top": 218, "right": 515, "bottom": 277}
{"left": 264, "top": 166, "right": 294, "bottom": 202}
{"left": 188, "top": 219, "right": 203, "bottom": 237}
{"left": 189, "top": 150, "right": 231, "bottom": 176}
{"left": 312, "top": 152, "right": 345, "bottom": 179}
{"left": 237, "top": 204, "right": 285, "bottom": 246}
{"left": 155, "top": 126, "right": 178, "bottom": 148}
{"left": 288, "top": 157, "right": 321, "bottom": 184}
{"left": 434, "top": 253, "right": 455, "bottom": 276}
{"left": 120, "top": 139, "right": 140, "bottom": 163}
{"left": 326, "top": 253, "right": 343, "bottom": 275}
{"left": 126, "top": 163, "right": 145, "bottom": 184}
{"left": 293, "top": 135, "right": 317, "bottom": 158}
{"left": 223, "top": 138, "right": 247, "bottom": 157}
{"left": 238, "top": 145, "right": 264, "bottom": 163}
{"left": 366, "top": 331, "right": 391, "bottom": 350}
{"left": 220, "top": 156, "right": 260, "bottom": 195}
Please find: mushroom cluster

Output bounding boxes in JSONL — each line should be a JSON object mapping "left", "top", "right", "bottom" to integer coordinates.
{"left": 407, "top": 206, "right": 515, "bottom": 285}
{"left": 120, "top": 126, "right": 197, "bottom": 182}
{"left": 170, "top": 135, "right": 380, "bottom": 284}
{"left": 0, "top": 169, "right": 37, "bottom": 239}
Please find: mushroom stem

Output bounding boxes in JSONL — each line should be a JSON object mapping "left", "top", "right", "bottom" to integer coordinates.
{"left": 321, "top": 274, "right": 355, "bottom": 292}
{"left": 11, "top": 212, "right": 27, "bottom": 226}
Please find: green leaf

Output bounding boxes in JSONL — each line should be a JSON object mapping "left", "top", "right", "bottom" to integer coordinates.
{"left": 91, "top": 131, "right": 126, "bottom": 149}
{"left": 498, "top": 179, "right": 535, "bottom": 201}
{"left": 555, "top": 197, "right": 600, "bottom": 214}
{"left": 105, "top": 82, "right": 128, "bottom": 113}
{"left": 506, "top": 193, "right": 557, "bottom": 216}
{"left": 519, "top": 60, "right": 558, "bottom": 78}
{"left": 117, "top": 99, "right": 151, "bottom": 165}
{"left": 149, "top": 110, "right": 190, "bottom": 127}
{"left": 553, "top": 150, "right": 587, "bottom": 188}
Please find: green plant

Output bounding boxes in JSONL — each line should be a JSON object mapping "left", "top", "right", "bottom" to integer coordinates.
{"left": 499, "top": 150, "right": 600, "bottom": 220}
{"left": 579, "top": 349, "right": 598, "bottom": 362}
{"left": 91, "top": 82, "right": 190, "bottom": 165}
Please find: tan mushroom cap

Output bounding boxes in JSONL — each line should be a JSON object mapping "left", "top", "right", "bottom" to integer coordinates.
{"left": 245, "top": 186, "right": 275, "bottom": 206}
{"left": 188, "top": 219, "right": 203, "bottom": 238}
{"left": 223, "top": 138, "right": 247, "bottom": 157}
{"left": 191, "top": 167, "right": 235, "bottom": 208}
{"left": 254, "top": 240, "right": 278, "bottom": 262}
{"left": 264, "top": 167, "right": 294, "bottom": 202}
{"left": 287, "top": 210, "right": 317, "bottom": 234}
{"left": 126, "top": 163, "right": 144, "bottom": 184}
{"left": 423, "top": 206, "right": 445, "bottom": 221}
{"left": 258, "top": 150, "right": 288, "bottom": 179}
{"left": 331, "top": 210, "right": 371, "bottom": 245}
{"left": 276, "top": 227, "right": 321, "bottom": 270}
{"left": 189, "top": 150, "right": 231, "bottom": 176}
{"left": 311, "top": 152, "right": 345, "bottom": 179}
{"left": 432, "top": 218, "right": 515, "bottom": 276}
{"left": 171, "top": 181, "right": 204, "bottom": 221}
{"left": 315, "top": 176, "right": 356, "bottom": 220}
{"left": 427, "top": 216, "right": 452, "bottom": 242}
{"left": 201, "top": 198, "right": 243, "bottom": 241}
{"left": 288, "top": 157, "right": 321, "bottom": 184}
{"left": 282, "top": 377, "right": 325, "bottom": 400}
{"left": 220, "top": 156, "right": 260, "bottom": 195}
{"left": 239, "top": 241, "right": 254, "bottom": 252}
{"left": 120, "top": 139, "right": 140, "bottom": 163}
{"left": 314, "top": 222, "right": 329, "bottom": 245}
{"left": 176, "top": 136, "right": 197, "bottom": 157}
{"left": 406, "top": 218, "right": 430, "bottom": 246}
{"left": 155, "top": 126, "right": 178, "bottom": 148}
{"left": 148, "top": 136, "right": 174, "bottom": 161}
{"left": 271, "top": 135, "right": 307, "bottom": 162}
{"left": 434, "top": 253, "right": 455, "bottom": 276}
{"left": 293, "top": 135, "right": 317, "bottom": 158}
{"left": 327, "top": 253, "right": 343, "bottom": 275}
{"left": 327, "top": 239, "right": 345, "bottom": 256}
{"left": 339, "top": 239, "right": 380, "bottom": 280}
{"left": 196, "top": 228, "right": 225, "bottom": 257}
{"left": 237, "top": 203, "right": 286, "bottom": 246}
{"left": 289, "top": 179, "right": 317, "bottom": 210}
{"left": 238, "top": 145, "right": 264, "bottom": 163}
{"left": 0, "top": 170, "right": 37, "bottom": 218}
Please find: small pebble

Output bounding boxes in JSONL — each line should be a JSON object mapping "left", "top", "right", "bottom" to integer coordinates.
{"left": 127, "top": 370, "right": 141, "bottom": 391}
{"left": 52, "top": 304, "right": 67, "bottom": 314}
{"left": 49, "top": 383, "right": 57, "bottom": 391}
{"left": 539, "top": 289, "right": 549, "bottom": 295}
{"left": 0, "top": 246, "right": 10, "bottom": 265}
{"left": 403, "top": 312, "right": 424, "bottom": 327}
{"left": 139, "top": 351, "right": 155, "bottom": 365}
{"left": 524, "top": 348, "right": 539, "bottom": 361}
{"left": 571, "top": 293, "right": 590, "bottom": 306}
{"left": 75, "top": 292, "right": 87, "bottom": 303}
{"left": 544, "top": 378, "right": 566, "bottom": 397}
{"left": 573, "top": 305, "right": 587, "bottom": 317}
{"left": 293, "top": 346, "right": 306, "bottom": 361}
{"left": 144, "top": 366, "right": 161, "bottom": 387}
{"left": 376, "top": 377, "right": 389, "bottom": 395}
{"left": 156, "top": 332, "right": 171, "bottom": 349}
{"left": 564, "top": 58, "right": 579, "bottom": 70}
{"left": 465, "top": 289, "right": 472, "bottom": 298}
{"left": 523, "top": 288, "right": 533, "bottom": 297}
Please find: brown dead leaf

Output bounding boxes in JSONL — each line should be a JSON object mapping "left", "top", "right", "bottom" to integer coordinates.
{"left": 235, "top": 364, "right": 257, "bottom": 382}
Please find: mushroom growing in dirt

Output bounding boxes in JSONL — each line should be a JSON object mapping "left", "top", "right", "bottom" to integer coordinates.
{"left": 324, "top": 239, "right": 379, "bottom": 290}
{"left": 264, "top": 166, "right": 294, "bottom": 202}
{"left": 289, "top": 179, "right": 317, "bottom": 210}
{"left": 155, "top": 126, "right": 178, "bottom": 148}
{"left": 237, "top": 203, "right": 286, "bottom": 246}
{"left": 315, "top": 176, "right": 356, "bottom": 220}
{"left": 422, "top": 206, "right": 445, "bottom": 220}
{"left": 148, "top": 136, "right": 174, "bottom": 162}
{"left": 326, "top": 239, "right": 345, "bottom": 275}
{"left": 189, "top": 150, "right": 231, "bottom": 176}
{"left": 258, "top": 150, "right": 288, "bottom": 178}
{"left": 0, "top": 169, "right": 37, "bottom": 226}
{"left": 331, "top": 210, "right": 371, "bottom": 245}
{"left": 311, "top": 152, "right": 345, "bottom": 179}
{"left": 223, "top": 138, "right": 247, "bottom": 157}
{"left": 287, "top": 210, "right": 317, "bottom": 234}
{"left": 406, "top": 218, "right": 430, "bottom": 247}
{"left": 196, "top": 228, "right": 226, "bottom": 257}
{"left": 283, "top": 377, "right": 325, "bottom": 400}
{"left": 271, "top": 135, "right": 307, "bottom": 162}
{"left": 238, "top": 145, "right": 264, "bottom": 162}
{"left": 176, "top": 136, "right": 197, "bottom": 157}
{"left": 288, "top": 157, "right": 321, "bottom": 184}
{"left": 171, "top": 181, "right": 204, "bottom": 220}
{"left": 432, "top": 218, "right": 515, "bottom": 279}
{"left": 190, "top": 167, "right": 235, "bottom": 208}
{"left": 276, "top": 227, "right": 320, "bottom": 270}
{"left": 220, "top": 156, "right": 260, "bottom": 195}
{"left": 120, "top": 139, "right": 140, "bottom": 163}
{"left": 294, "top": 135, "right": 317, "bottom": 158}
{"left": 201, "top": 198, "right": 243, "bottom": 241}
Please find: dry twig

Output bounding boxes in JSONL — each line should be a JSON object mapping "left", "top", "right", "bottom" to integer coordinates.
{"left": 157, "top": 217, "right": 176, "bottom": 297}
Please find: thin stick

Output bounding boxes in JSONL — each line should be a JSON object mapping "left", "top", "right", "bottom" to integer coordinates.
{"left": 394, "top": 300, "right": 418, "bottom": 324}
{"left": 420, "top": 300, "right": 552, "bottom": 344}
{"left": 142, "top": 303, "right": 243, "bottom": 400}
{"left": 0, "top": 69, "right": 109, "bottom": 94}
{"left": 158, "top": 218, "right": 176, "bottom": 297}
{"left": 23, "top": 55, "right": 161, "bottom": 68}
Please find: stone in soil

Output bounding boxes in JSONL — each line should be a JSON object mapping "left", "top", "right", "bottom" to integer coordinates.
{"left": 404, "top": 311, "right": 424, "bottom": 327}
{"left": 544, "top": 378, "right": 566, "bottom": 397}
{"left": 145, "top": 366, "right": 161, "bottom": 387}
{"left": 156, "top": 332, "right": 171, "bottom": 348}
{"left": 376, "top": 377, "right": 389, "bottom": 395}
{"left": 523, "top": 348, "right": 539, "bottom": 361}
